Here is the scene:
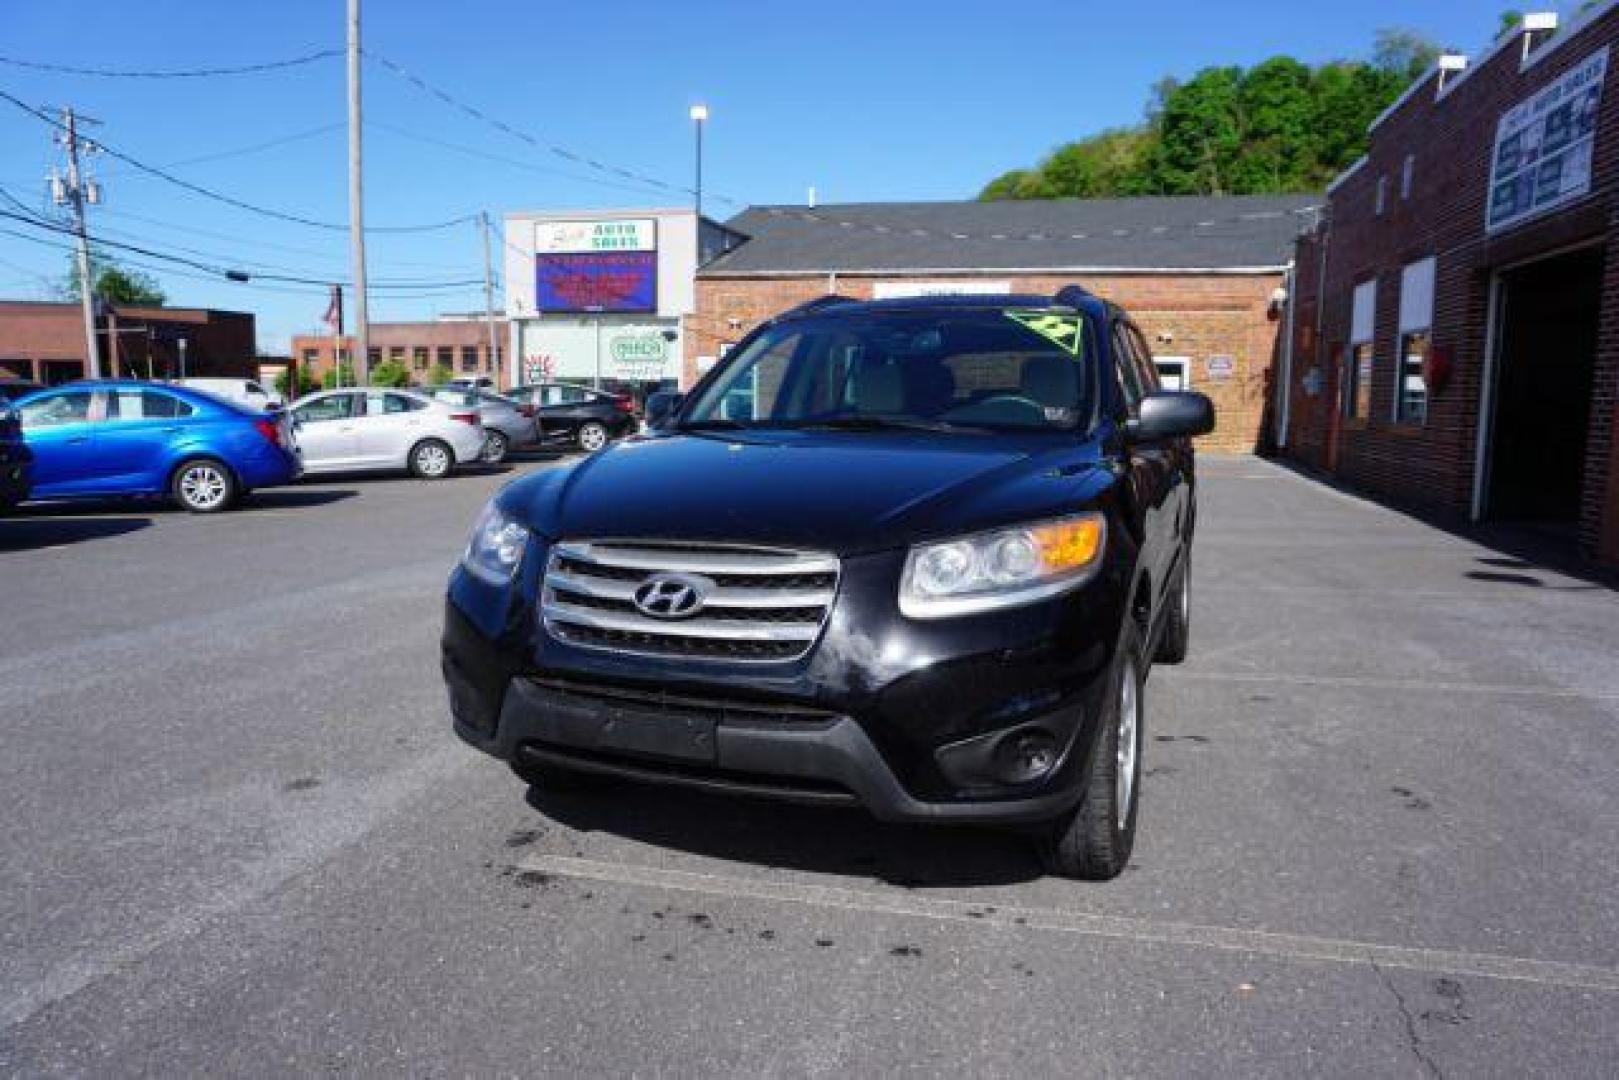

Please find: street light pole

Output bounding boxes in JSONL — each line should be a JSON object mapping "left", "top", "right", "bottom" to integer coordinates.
{"left": 689, "top": 103, "right": 708, "bottom": 221}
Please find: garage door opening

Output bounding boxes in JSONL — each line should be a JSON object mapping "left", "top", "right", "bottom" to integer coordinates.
{"left": 1485, "top": 246, "right": 1604, "bottom": 529}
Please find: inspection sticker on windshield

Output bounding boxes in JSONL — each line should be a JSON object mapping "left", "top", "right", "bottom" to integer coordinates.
{"left": 1004, "top": 310, "right": 1085, "bottom": 356}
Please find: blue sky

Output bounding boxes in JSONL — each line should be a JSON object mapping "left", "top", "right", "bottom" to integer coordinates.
{"left": 0, "top": 1, "right": 1545, "bottom": 349}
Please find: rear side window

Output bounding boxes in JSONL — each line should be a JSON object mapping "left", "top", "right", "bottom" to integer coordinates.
{"left": 19, "top": 390, "right": 92, "bottom": 428}
{"left": 382, "top": 393, "right": 425, "bottom": 414}
{"left": 110, "top": 390, "right": 194, "bottom": 419}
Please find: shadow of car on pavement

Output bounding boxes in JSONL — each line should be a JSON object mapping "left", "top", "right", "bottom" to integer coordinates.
{"left": 0, "top": 515, "right": 152, "bottom": 551}
{"left": 520, "top": 778, "right": 1046, "bottom": 890}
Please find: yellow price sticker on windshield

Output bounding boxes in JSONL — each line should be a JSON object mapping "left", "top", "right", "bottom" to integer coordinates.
{"left": 1005, "top": 310, "right": 1085, "bottom": 356}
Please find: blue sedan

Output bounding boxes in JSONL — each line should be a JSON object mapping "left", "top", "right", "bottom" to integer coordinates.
{"left": 14, "top": 380, "right": 301, "bottom": 512}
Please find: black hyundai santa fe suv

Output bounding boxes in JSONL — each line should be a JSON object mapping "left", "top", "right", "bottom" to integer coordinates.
{"left": 442, "top": 287, "right": 1213, "bottom": 878}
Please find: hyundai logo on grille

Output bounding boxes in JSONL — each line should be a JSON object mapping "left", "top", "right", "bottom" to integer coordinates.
{"left": 632, "top": 572, "right": 711, "bottom": 619}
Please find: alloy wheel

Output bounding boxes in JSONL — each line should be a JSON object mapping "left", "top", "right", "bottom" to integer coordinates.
{"left": 1116, "top": 657, "right": 1139, "bottom": 829}
{"left": 179, "top": 464, "right": 228, "bottom": 510}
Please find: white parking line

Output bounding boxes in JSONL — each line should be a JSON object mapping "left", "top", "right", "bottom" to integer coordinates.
{"left": 516, "top": 854, "right": 1619, "bottom": 993}
{"left": 1163, "top": 670, "right": 1619, "bottom": 701}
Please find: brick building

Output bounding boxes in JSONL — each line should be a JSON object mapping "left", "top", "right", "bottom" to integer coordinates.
{"left": 1279, "top": 5, "right": 1619, "bottom": 563}
{"left": 0, "top": 300, "right": 256, "bottom": 384}
{"left": 289, "top": 315, "right": 506, "bottom": 388}
{"left": 686, "top": 195, "right": 1316, "bottom": 452}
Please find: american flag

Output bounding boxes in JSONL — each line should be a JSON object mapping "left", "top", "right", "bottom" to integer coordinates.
{"left": 322, "top": 287, "right": 341, "bottom": 332}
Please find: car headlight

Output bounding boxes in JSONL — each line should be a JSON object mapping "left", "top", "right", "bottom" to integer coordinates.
{"left": 899, "top": 512, "right": 1106, "bottom": 619}
{"left": 462, "top": 501, "right": 529, "bottom": 585}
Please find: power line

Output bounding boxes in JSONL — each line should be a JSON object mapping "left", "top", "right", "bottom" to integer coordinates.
{"left": 0, "top": 50, "right": 342, "bottom": 79}
{"left": 364, "top": 50, "right": 743, "bottom": 208}
{"left": 0, "top": 86, "right": 477, "bottom": 234}
{"left": 367, "top": 120, "right": 677, "bottom": 200}
{"left": 0, "top": 207, "right": 485, "bottom": 290}
{"left": 97, "top": 122, "right": 344, "bottom": 176}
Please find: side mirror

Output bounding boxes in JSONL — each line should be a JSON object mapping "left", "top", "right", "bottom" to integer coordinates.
{"left": 1127, "top": 391, "right": 1215, "bottom": 443}
{"left": 644, "top": 391, "right": 684, "bottom": 431}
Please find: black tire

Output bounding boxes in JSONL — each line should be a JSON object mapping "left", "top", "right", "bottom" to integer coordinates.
{"left": 1038, "top": 621, "right": 1145, "bottom": 880}
{"left": 511, "top": 757, "right": 607, "bottom": 793}
{"left": 170, "top": 457, "right": 237, "bottom": 513}
{"left": 576, "top": 421, "right": 608, "bottom": 452}
{"left": 480, "top": 429, "right": 510, "bottom": 465}
{"left": 1156, "top": 554, "right": 1190, "bottom": 664}
{"left": 409, "top": 438, "right": 454, "bottom": 479}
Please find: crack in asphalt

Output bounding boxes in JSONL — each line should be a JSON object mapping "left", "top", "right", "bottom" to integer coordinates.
{"left": 1373, "top": 961, "right": 1443, "bottom": 1080}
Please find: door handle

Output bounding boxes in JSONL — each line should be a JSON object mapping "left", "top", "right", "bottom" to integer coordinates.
{"left": 162, "top": 426, "right": 182, "bottom": 433}
{"left": 66, "top": 435, "right": 90, "bottom": 444}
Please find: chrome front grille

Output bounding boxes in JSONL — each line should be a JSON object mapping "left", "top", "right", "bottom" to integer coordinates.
{"left": 541, "top": 541, "right": 839, "bottom": 662}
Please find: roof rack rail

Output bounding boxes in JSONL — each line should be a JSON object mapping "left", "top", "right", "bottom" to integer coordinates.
{"left": 1052, "top": 285, "right": 1095, "bottom": 310}
{"left": 775, "top": 294, "right": 855, "bottom": 320}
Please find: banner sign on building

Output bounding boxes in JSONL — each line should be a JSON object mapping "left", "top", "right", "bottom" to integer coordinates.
{"left": 536, "top": 251, "right": 658, "bottom": 313}
{"left": 1487, "top": 45, "right": 1608, "bottom": 233}
{"left": 535, "top": 218, "right": 656, "bottom": 254}
{"left": 872, "top": 281, "right": 1012, "bottom": 299}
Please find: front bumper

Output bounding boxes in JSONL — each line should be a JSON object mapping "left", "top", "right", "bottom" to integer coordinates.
{"left": 442, "top": 537, "right": 1130, "bottom": 825}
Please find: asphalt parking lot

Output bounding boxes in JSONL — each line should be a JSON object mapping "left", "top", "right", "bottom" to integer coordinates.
{"left": 2, "top": 453, "right": 1618, "bottom": 1076}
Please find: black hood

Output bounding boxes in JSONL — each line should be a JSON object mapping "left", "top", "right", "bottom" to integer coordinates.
{"left": 507, "top": 430, "right": 1114, "bottom": 555}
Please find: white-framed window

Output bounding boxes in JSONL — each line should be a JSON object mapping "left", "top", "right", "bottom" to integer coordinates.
{"left": 1154, "top": 356, "right": 1191, "bottom": 392}
{"left": 1401, "top": 155, "right": 1415, "bottom": 199}
{"left": 1375, "top": 176, "right": 1388, "bottom": 216}
{"left": 1347, "top": 278, "right": 1378, "bottom": 420}
{"left": 1395, "top": 257, "right": 1435, "bottom": 425}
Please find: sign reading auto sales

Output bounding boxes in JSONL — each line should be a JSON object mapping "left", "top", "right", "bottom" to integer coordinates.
{"left": 1487, "top": 46, "right": 1608, "bottom": 233}
{"left": 535, "top": 219, "right": 656, "bottom": 254}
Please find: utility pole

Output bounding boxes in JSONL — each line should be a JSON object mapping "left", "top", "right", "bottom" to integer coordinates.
{"left": 56, "top": 107, "right": 103, "bottom": 380}
{"left": 346, "top": 0, "right": 370, "bottom": 386}
{"left": 480, "top": 213, "right": 500, "bottom": 388}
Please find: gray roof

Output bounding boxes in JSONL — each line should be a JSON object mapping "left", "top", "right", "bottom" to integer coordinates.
{"left": 701, "top": 195, "right": 1320, "bottom": 276}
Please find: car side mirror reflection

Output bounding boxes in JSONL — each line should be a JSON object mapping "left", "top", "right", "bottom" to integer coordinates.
{"left": 1127, "top": 391, "right": 1215, "bottom": 443}
{"left": 644, "top": 391, "right": 684, "bottom": 430}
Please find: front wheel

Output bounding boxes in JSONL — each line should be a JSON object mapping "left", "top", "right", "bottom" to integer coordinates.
{"left": 1038, "top": 621, "right": 1145, "bottom": 880}
{"left": 171, "top": 458, "right": 237, "bottom": 513}
{"left": 576, "top": 421, "right": 608, "bottom": 452}
{"left": 409, "top": 438, "right": 454, "bottom": 479}
{"left": 480, "top": 429, "right": 509, "bottom": 465}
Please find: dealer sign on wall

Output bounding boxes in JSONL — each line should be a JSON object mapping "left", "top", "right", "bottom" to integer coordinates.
{"left": 1487, "top": 46, "right": 1607, "bottom": 233}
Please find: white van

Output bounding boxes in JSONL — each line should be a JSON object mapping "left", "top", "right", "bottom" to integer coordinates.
{"left": 174, "top": 378, "right": 283, "bottom": 410}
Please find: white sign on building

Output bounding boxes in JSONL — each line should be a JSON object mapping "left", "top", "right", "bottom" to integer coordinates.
{"left": 535, "top": 218, "right": 657, "bottom": 254}
{"left": 872, "top": 281, "right": 1013, "bottom": 299}
{"left": 1487, "top": 45, "right": 1608, "bottom": 233}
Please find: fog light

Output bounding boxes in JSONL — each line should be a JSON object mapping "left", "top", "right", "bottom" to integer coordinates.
{"left": 994, "top": 729, "right": 1058, "bottom": 784}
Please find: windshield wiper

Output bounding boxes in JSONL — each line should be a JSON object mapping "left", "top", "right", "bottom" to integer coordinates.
{"left": 793, "top": 416, "right": 982, "bottom": 434}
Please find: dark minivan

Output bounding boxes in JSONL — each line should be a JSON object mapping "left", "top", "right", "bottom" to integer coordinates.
{"left": 442, "top": 288, "right": 1212, "bottom": 878}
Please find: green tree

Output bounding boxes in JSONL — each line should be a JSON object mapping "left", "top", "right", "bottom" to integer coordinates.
{"left": 425, "top": 362, "right": 453, "bottom": 386}
{"left": 369, "top": 360, "right": 410, "bottom": 388}
{"left": 60, "top": 251, "right": 166, "bottom": 305}
{"left": 1498, "top": 10, "right": 1524, "bottom": 38}
{"left": 321, "top": 362, "right": 355, "bottom": 390}
{"left": 1039, "top": 129, "right": 1156, "bottom": 198}
{"left": 275, "top": 367, "right": 319, "bottom": 398}
{"left": 1372, "top": 27, "right": 1442, "bottom": 80}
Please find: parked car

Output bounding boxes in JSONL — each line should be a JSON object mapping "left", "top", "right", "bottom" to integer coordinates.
{"left": 442, "top": 288, "right": 1214, "bottom": 880}
{"left": 288, "top": 387, "right": 485, "bottom": 479}
{"left": 424, "top": 387, "right": 536, "bottom": 465}
{"left": 174, "top": 377, "right": 283, "bottom": 410}
{"left": 447, "top": 376, "right": 496, "bottom": 390}
{"left": 504, "top": 382, "right": 637, "bottom": 452}
{"left": 0, "top": 400, "right": 32, "bottom": 511}
{"left": 14, "top": 379, "right": 300, "bottom": 512}
{"left": 0, "top": 378, "right": 45, "bottom": 402}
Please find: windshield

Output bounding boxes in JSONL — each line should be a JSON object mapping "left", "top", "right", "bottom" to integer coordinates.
{"left": 682, "top": 308, "right": 1098, "bottom": 433}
